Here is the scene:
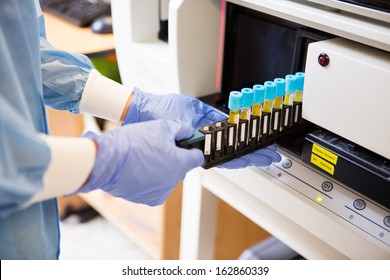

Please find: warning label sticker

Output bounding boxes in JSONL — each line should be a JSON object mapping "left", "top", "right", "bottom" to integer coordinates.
{"left": 312, "top": 144, "right": 338, "bottom": 165}
{"left": 310, "top": 153, "right": 335, "bottom": 175}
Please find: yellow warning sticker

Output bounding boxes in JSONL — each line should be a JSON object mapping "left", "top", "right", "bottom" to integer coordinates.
{"left": 311, "top": 154, "right": 335, "bottom": 175}
{"left": 312, "top": 144, "right": 338, "bottom": 165}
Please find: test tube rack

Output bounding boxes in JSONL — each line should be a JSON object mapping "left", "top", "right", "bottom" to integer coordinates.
{"left": 177, "top": 101, "right": 303, "bottom": 169}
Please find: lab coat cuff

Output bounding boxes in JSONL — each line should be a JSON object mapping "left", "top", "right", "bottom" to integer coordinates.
{"left": 25, "top": 135, "right": 96, "bottom": 206}
{"left": 79, "top": 69, "right": 131, "bottom": 122}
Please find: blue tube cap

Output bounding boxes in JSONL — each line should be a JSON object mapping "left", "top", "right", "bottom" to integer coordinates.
{"left": 253, "top": 84, "right": 265, "bottom": 103}
{"left": 285, "top": 74, "right": 296, "bottom": 93}
{"left": 274, "top": 78, "right": 286, "bottom": 97}
{"left": 228, "top": 91, "right": 242, "bottom": 111}
{"left": 241, "top": 88, "right": 254, "bottom": 108}
{"left": 295, "top": 72, "right": 305, "bottom": 90}
{"left": 264, "top": 81, "right": 276, "bottom": 100}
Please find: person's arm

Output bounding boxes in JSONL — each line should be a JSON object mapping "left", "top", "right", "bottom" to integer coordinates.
{"left": 28, "top": 120, "right": 204, "bottom": 208}
{"left": 38, "top": 7, "right": 132, "bottom": 122}
{"left": 37, "top": 6, "right": 279, "bottom": 170}
{"left": 25, "top": 135, "right": 96, "bottom": 206}
{"left": 2, "top": 100, "right": 202, "bottom": 213}
{"left": 40, "top": 37, "right": 133, "bottom": 122}
{"left": 0, "top": 98, "right": 96, "bottom": 217}
{"left": 78, "top": 69, "right": 133, "bottom": 122}
{"left": 1, "top": 0, "right": 201, "bottom": 219}
{"left": 0, "top": 1, "right": 98, "bottom": 218}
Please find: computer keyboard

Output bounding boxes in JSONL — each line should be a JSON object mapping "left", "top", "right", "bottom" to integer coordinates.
{"left": 40, "top": 0, "right": 111, "bottom": 27}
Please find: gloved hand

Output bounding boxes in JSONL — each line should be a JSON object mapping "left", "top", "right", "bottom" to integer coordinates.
{"left": 123, "top": 88, "right": 280, "bottom": 169}
{"left": 78, "top": 119, "right": 204, "bottom": 206}
{"left": 217, "top": 145, "right": 281, "bottom": 168}
{"left": 123, "top": 87, "right": 226, "bottom": 130}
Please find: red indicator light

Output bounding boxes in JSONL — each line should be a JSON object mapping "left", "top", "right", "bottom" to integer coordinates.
{"left": 318, "top": 53, "right": 329, "bottom": 67}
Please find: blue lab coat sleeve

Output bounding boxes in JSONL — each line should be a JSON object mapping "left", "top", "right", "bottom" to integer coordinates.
{"left": 39, "top": 15, "right": 95, "bottom": 113}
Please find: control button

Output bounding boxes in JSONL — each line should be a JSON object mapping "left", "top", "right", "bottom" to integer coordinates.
{"left": 353, "top": 199, "right": 366, "bottom": 210}
{"left": 384, "top": 216, "right": 390, "bottom": 228}
{"left": 321, "top": 181, "right": 333, "bottom": 192}
{"left": 318, "top": 53, "right": 329, "bottom": 67}
{"left": 282, "top": 159, "right": 292, "bottom": 169}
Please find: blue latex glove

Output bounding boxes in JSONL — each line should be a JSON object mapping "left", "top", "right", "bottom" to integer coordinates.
{"left": 217, "top": 145, "right": 281, "bottom": 168}
{"left": 123, "top": 87, "right": 226, "bottom": 130}
{"left": 79, "top": 119, "right": 203, "bottom": 206}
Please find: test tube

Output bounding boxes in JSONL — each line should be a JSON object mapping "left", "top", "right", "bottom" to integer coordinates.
{"left": 281, "top": 74, "right": 296, "bottom": 130}
{"left": 273, "top": 78, "right": 285, "bottom": 133}
{"left": 252, "top": 84, "right": 265, "bottom": 117}
{"left": 284, "top": 74, "right": 296, "bottom": 106}
{"left": 227, "top": 91, "right": 242, "bottom": 151}
{"left": 260, "top": 81, "right": 276, "bottom": 138}
{"left": 240, "top": 88, "right": 254, "bottom": 120}
{"left": 263, "top": 81, "right": 276, "bottom": 113}
{"left": 252, "top": 85, "right": 264, "bottom": 144}
{"left": 228, "top": 91, "right": 242, "bottom": 125}
{"left": 294, "top": 72, "right": 305, "bottom": 102}
{"left": 273, "top": 78, "right": 286, "bottom": 110}
{"left": 292, "top": 72, "right": 305, "bottom": 124}
{"left": 241, "top": 88, "right": 254, "bottom": 146}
